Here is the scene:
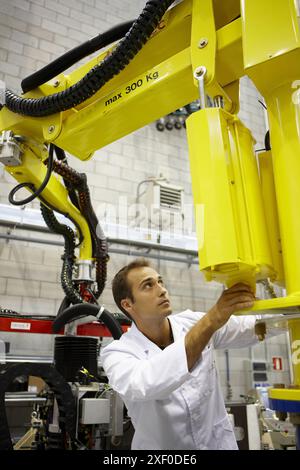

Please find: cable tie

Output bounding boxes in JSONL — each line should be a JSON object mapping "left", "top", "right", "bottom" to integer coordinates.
{"left": 96, "top": 305, "right": 105, "bottom": 319}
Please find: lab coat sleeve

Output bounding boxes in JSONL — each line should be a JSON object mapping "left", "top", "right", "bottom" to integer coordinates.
{"left": 100, "top": 336, "right": 191, "bottom": 402}
{"left": 213, "top": 315, "right": 260, "bottom": 349}
{"left": 213, "top": 314, "right": 284, "bottom": 349}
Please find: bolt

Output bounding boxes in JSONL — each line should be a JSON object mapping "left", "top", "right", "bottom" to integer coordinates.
{"left": 198, "top": 38, "right": 208, "bottom": 48}
{"left": 48, "top": 125, "right": 55, "bottom": 133}
{"left": 53, "top": 80, "right": 60, "bottom": 87}
{"left": 194, "top": 66, "right": 207, "bottom": 79}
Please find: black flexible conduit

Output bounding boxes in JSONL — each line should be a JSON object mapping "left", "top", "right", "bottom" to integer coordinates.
{"left": 21, "top": 21, "right": 134, "bottom": 94}
{"left": 5, "top": 0, "right": 174, "bottom": 117}
{"left": 77, "top": 177, "right": 109, "bottom": 299}
{"left": 38, "top": 192, "right": 84, "bottom": 247}
{"left": 52, "top": 303, "right": 123, "bottom": 339}
{"left": 53, "top": 146, "right": 80, "bottom": 211}
{"left": 0, "top": 363, "right": 76, "bottom": 450}
{"left": 40, "top": 203, "right": 83, "bottom": 305}
{"left": 52, "top": 160, "right": 109, "bottom": 299}
{"left": 57, "top": 295, "right": 71, "bottom": 319}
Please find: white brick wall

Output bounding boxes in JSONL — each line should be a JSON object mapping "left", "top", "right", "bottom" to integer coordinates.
{"left": 0, "top": 0, "right": 288, "bottom": 398}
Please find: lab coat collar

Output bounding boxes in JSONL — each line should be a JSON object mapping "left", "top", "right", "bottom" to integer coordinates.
{"left": 126, "top": 315, "right": 184, "bottom": 355}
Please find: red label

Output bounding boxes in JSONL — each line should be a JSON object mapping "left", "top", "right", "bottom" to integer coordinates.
{"left": 272, "top": 357, "right": 283, "bottom": 371}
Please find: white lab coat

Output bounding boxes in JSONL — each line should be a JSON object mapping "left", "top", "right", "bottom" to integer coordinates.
{"left": 100, "top": 310, "right": 263, "bottom": 450}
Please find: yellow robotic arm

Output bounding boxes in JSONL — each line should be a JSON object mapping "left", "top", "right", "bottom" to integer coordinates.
{"left": 1, "top": 0, "right": 299, "bottom": 308}
{"left": 0, "top": 0, "right": 300, "bottom": 434}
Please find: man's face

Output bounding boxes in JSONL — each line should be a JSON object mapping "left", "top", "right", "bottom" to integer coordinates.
{"left": 121, "top": 266, "right": 172, "bottom": 322}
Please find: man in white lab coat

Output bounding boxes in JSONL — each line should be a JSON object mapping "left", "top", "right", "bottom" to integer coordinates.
{"left": 100, "top": 258, "right": 267, "bottom": 450}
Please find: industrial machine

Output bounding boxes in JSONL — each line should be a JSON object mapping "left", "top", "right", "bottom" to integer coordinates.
{"left": 0, "top": 315, "right": 132, "bottom": 450}
{"left": 0, "top": 0, "right": 300, "bottom": 449}
{"left": 227, "top": 388, "right": 297, "bottom": 450}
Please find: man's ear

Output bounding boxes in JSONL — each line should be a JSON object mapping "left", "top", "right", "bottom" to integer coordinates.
{"left": 121, "top": 298, "right": 133, "bottom": 315}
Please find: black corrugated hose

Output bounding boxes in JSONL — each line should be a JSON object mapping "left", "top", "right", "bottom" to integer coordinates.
{"left": 40, "top": 202, "right": 83, "bottom": 305}
{"left": 52, "top": 303, "right": 123, "bottom": 339}
{"left": 53, "top": 146, "right": 80, "bottom": 211}
{"left": 21, "top": 20, "right": 134, "bottom": 93}
{"left": 5, "top": 0, "right": 174, "bottom": 117}
{"left": 52, "top": 159, "right": 109, "bottom": 299}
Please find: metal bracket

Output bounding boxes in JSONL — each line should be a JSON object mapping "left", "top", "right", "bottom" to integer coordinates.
{"left": 74, "top": 259, "right": 94, "bottom": 282}
{"left": 194, "top": 66, "right": 207, "bottom": 109}
{"left": 0, "top": 131, "right": 23, "bottom": 166}
{"left": 41, "top": 75, "right": 67, "bottom": 142}
{"left": 191, "top": 0, "right": 233, "bottom": 112}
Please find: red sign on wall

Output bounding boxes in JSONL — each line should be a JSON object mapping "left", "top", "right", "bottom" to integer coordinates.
{"left": 272, "top": 357, "right": 283, "bottom": 371}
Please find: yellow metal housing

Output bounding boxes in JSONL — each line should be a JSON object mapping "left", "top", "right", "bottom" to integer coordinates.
{"left": 5, "top": 144, "right": 93, "bottom": 261}
{"left": 0, "top": 0, "right": 244, "bottom": 160}
{"left": 0, "top": 0, "right": 300, "bottom": 319}
{"left": 1, "top": 0, "right": 300, "bottom": 409}
{"left": 186, "top": 108, "right": 274, "bottom": 289}
{"left": 258, "top": 151, "right": 285, "bottom": 286}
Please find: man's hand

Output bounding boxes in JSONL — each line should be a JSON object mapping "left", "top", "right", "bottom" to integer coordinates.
{"left": 207, "top": 283, "right": 255, "bottom": 331}
{"left": 185, "top": 283, "right": 255, "bottom": 371}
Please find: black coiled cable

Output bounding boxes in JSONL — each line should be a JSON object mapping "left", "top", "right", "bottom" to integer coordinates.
{"left": 5, "top": 0, "right": 174, "bottom": 117}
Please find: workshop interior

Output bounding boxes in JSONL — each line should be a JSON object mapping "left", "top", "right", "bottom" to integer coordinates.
{"left": 0, "top": 0, "right": 300, "bottom": 450}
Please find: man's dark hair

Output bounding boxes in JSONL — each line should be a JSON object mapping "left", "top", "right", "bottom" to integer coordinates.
{"left": 112, "top": 258, "right": 151, "bottom": 319}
